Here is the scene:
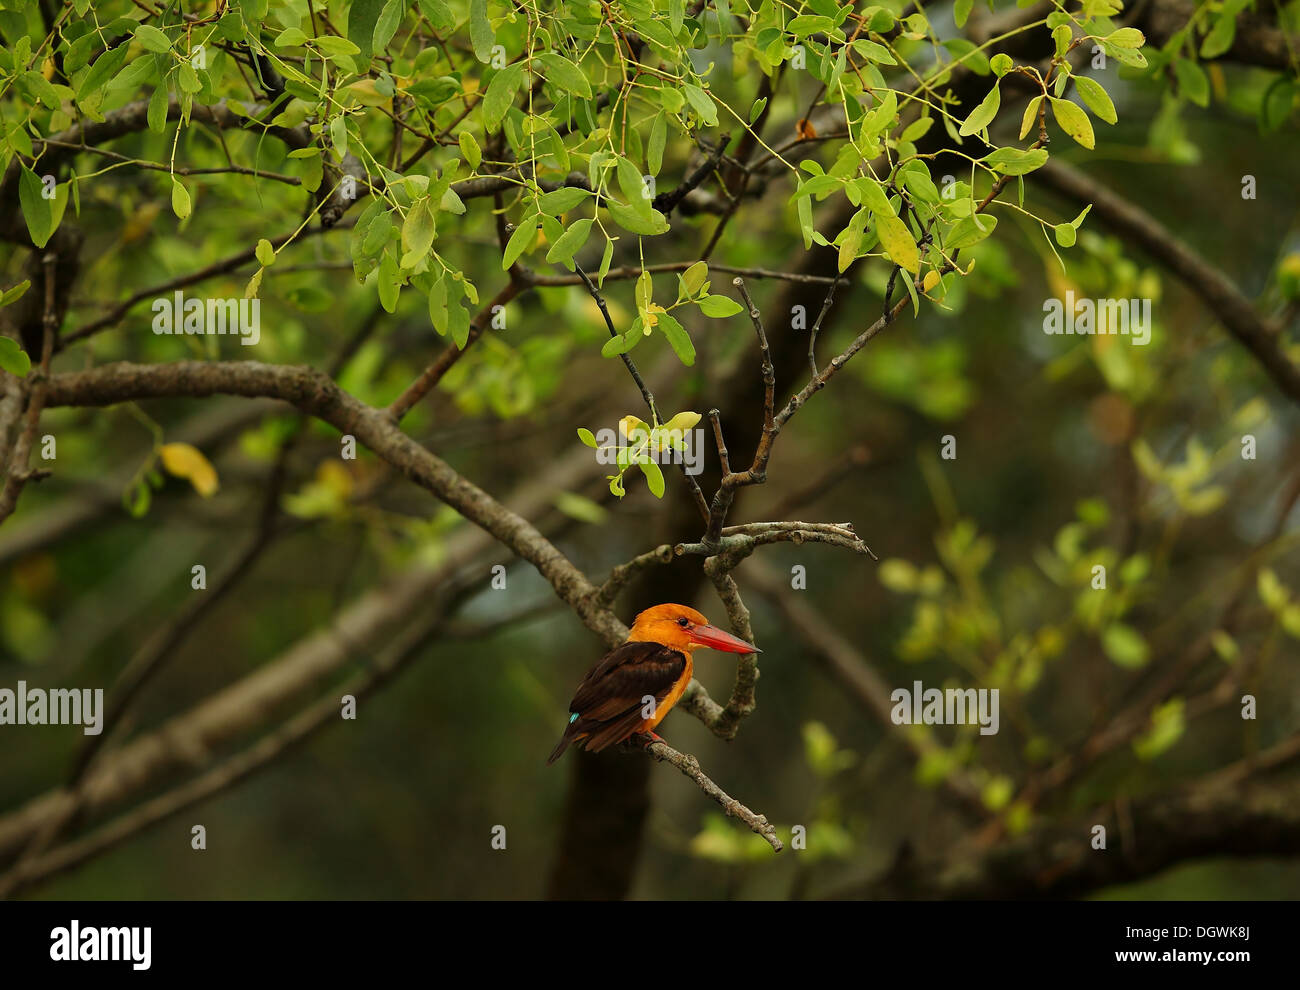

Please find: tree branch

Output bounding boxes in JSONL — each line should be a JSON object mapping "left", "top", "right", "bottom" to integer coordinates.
{"left": 1033, "top": 158, "right": 1300, "bottom": 405}
{"left": 645, "top": 740, "right": 783, "bottom": 852}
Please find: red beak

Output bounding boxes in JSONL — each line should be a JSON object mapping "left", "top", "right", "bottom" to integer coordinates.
{"left": 689, "top": 624, "right": 760, "bottom": 654}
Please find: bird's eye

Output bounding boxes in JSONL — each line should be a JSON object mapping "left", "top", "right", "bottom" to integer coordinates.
{"left": 677, "top": 617, "right": 690, "bottom": 627}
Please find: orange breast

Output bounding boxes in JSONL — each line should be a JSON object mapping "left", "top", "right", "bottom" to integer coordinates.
{"left": 642, "top": 654, "right": 693, "bottom": 732}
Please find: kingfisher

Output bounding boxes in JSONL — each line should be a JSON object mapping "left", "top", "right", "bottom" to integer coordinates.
{"left": 547, "top": 603, "right": 759, "bottom": 764}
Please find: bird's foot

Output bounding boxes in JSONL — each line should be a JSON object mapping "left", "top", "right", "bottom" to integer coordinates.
{"left": 642, "top": 731, "right": 667, "bottom": 749}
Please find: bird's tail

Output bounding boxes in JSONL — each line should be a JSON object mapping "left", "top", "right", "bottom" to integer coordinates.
{"left": 546, "top": 720, "right": 582, "bottom": 765}
{"left": 546, "top": 730, "right": 574, "bottom": 766}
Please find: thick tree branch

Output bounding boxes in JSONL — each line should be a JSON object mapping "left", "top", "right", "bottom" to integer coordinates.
{"left": 832, "top": 755, "right": 1300, "bottom": 899}
{"left": 43, "top": 359, "right": 627, "bottom": 645}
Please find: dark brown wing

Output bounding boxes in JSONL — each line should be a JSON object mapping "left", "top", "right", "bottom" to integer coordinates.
{"left": 547, "top": 641, "right": 686, "bottom": 762}
{"left": 570, "top": 641, "right": 687, "bottom": 717}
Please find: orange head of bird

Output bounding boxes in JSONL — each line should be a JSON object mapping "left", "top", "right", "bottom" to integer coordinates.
{"left": 628, "top": 603, "right": 759, "bottom": 655}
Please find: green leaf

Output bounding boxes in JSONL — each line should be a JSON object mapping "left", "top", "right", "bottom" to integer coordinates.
{"left": 1261, "top": 78, "right": 1296, "bottom": 132}
{"left": 1258, "top": 568, "right": 1289, "bottom": 611}
{"left": 657, "top": 312, "right": 695, "bottom": 365}
{"left": 330, "top": 115, "right": 349, "bottom": 158}
{"left": 683, "top": 84, "right": 718, "bottom": 126}
{"left": 418, "top": 0, "right": 455, "bottom": 31}
{"left": 1053, "top": 223, "right": 1076, "bottom": 248}
{"left": 373, "top": 0, "right": 405, "bottom": 53}
{"left": 18, "top": 167, "right": 55, "bottom": 248}
{"left": 0, "top": 337, "right": 31, "bottom": 378}
{"left": 639, "top": 457, "right": 665, "bottom": 498}
{"left": 981, "top": 147, "right": 1048, "bottom": 175}
{"left": 275, "top": 27, "right": 310, "bottom": 47}
{"left": 537, "top": 186, "right": 590, "bottom": 215}
{"left": 601, "top": 333, "right": 634, "bottom": 357}
{"left": 449, "top": 300, "right": 471, "bottom": 348}
{"left": 348, "top": 0, "right": 385, "bottom": 63}
{"left": 854, "top": 176, "right": 894, "bottom": 216}
{"left": 1200, "top": 13, "right": 1237, "bottom": 59}
{"left": 123, "top": 479, "right": 152, "bottom": 518}
{"left": 483, "top": 63, "right": 524, "bottom": 131}
{"left": 1173, "top": 59, "right": 1209, "bottom": 108}
{"left": 838, "top": 217, "right": 865, "bottom": 272}
{"left": 545, "top": 217, "right": 593, "bottom": 269}
{"left": 76, "top": 43, "right": 129, "bottom": 103}
{"left": 577, "top": 428, "right": 598, "bottom": 448}
{"left": 946, "top": 214, "right": 998, "bottom": 250}
{"left": 502, "top": 218, "right": 538, "bottom": 269}
{"left": 1102, "top": 623, "right": 1149, "bottom": 668}
{"left": 377, "top": 251, "right": 401, "bottom": 312}
{"left": 20, "top": 71, "right": 59, "bottom": 110}
{"left": 170, "top": 178, "right": 191, "bottom": 219}
{"left": 538, "top": 52, "right": 591, "bottom": 98}
{"left": 1020, "top": 95, "right": 1043, "bottom": 139}
{"left": 647, "top": 113, "right": 667, "bottom": 175}
{"left": 1133, "top": 699, "right": 1185, "bottom": 760}
{"left": 315, "top": 36, "right": 362, "bottom": 57}
{"left": 1210, "top": 629, "right": 1239, "bottom": 662}
{"left": 1, "top": 281, "right": 31, "bottom": 307}
{"left": 554, "top": 491, "right": 608, "bottom": 525}
{"left": 959, "top": 84, "right": 1000, "bottom": 137}
{"left": 1101, "top": 42, "right": 1148, "bottom": 68}
{"left": 680, "top": 261, "right": 708, "bottom": 297}
{"left": 469, "top": 0, "right": 494, "bottom": 63}
{"left": 147, "top": 83, "right": 169, "bottom": 132}
{"left": 698, "top": 294, "right": 742, "bottom": 318}
{"left": 134, "top": 24, "right": 172, "bottom": 53}
{"left": 1050, "top": 97, "right": 1095, "bottom": 149}
{"left": 606, "top": 200, "right": 669, "bottom": 235}
{"left": 1052, "top": 24, "right": 1072, "bottom": 57}
{"left": 1105, "top": 27, "right": 1145, "bottom": 49}
{"left": 255, "top": 238, "right": 276, "bottom": 266}
{"left": 401, "top": 199, "right": 436, "bottom": 264}
{"left": 598, "top": 236, "right": 614, "bottom": 285}
{"left": 176, "top": 60, "right": 201, "bottom": 94}
{"left": 1073, "top": 75, "right": 1117, "bottom": 124}
{"left": 617, "top": 157, "right": 650, "bottom": 215}
{"left": 459, "top": 130, "right": 481, "bottom": 169}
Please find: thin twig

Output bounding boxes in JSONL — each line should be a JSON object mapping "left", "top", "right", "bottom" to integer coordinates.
{"left": 644, "top": 739, "right": 783, "bottom": 852}
{"left": 572, "top": 260, "right": 710, "bottom": 522}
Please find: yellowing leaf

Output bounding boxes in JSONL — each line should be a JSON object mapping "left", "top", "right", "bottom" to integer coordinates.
{"left": 159, "top": 442, "right": 219, "bottom": 497}
{"left": 618, "top": 415, "right": 650, "bottom": 441}
{"left": 315, "top": 460, "right": 354, "bottom": 498}
{"left": 876, "top": 213, "right": 920, "bottom": 274}
{"left": 1050, "top": 97, "right": 1095, "bottom": 149}
{"left": 661, "top": 410, "right": 701, "bottom": 432}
